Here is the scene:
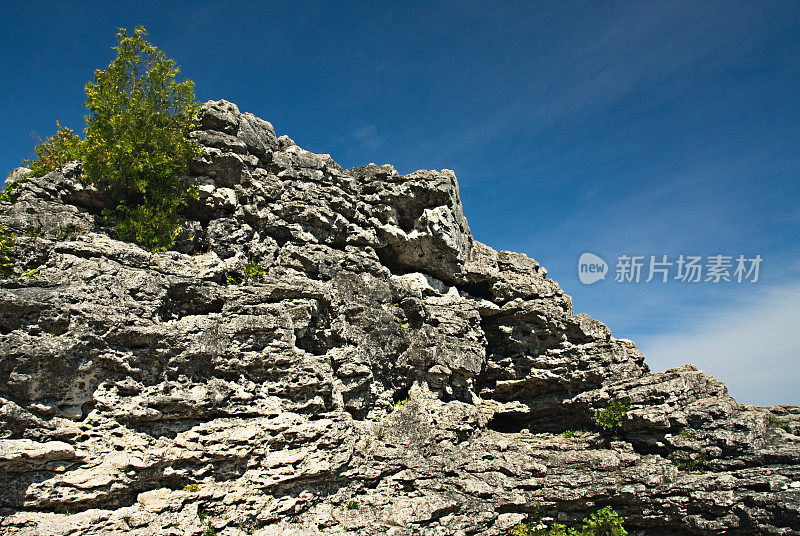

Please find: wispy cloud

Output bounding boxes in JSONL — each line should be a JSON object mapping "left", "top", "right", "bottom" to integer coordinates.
{"left": 638, "top": 281, "right": 800, "bottom": 406}
{"left": 354, "top": 124, "right": 382, "bottom": 151}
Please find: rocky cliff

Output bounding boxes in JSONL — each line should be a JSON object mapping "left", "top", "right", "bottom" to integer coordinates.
{"left": 0, "top": 100, "right": 798, "bottom": 536}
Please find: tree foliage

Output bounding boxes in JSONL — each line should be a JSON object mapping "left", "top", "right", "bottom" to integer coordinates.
{"left": 20, "top": 26, "right": 201, "bottom": 252}
{"left": 82, "top": 26, "right": 202, "bottom": 251}
{"left": 25, "top": 123, "right": 84, "bottom": 178}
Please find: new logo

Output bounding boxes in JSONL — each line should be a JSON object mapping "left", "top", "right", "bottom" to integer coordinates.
{"left": 578, "top": 252, "right": 608, "bottom": 285}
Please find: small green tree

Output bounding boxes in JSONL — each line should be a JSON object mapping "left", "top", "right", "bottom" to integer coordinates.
{"left": 82, "top": 26, "right": 202, "bottom": 251}
{"left": 17, "top": 26, "right": 201, "bottom": 252}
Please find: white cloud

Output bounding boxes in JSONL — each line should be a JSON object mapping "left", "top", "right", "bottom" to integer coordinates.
{"left": 354, "top": 124, "right": 382, "bottom": 150}
{"left": 638, "top": 282, "right": 800, "bottom": 407}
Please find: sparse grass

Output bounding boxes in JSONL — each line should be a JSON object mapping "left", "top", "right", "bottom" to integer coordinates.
{"left": 561, "top": 430, "right": 578, "bottom": 438}
{"left": 242, "top": 257, "right": 265, "bottom": 283}
{"left": 678, "top": 428, "right": 695, "bottom": 438}
{"left": 769, "top": 415, "right": 791, "bottom": 432}
{"left": 236, "top": 520, "right": 256, "bottom": 534}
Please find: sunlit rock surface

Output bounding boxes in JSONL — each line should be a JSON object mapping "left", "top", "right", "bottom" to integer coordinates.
{"left": 0, "top": 100, "right": 798, "bottom": 535}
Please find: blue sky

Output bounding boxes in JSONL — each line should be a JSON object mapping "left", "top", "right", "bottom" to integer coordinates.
{"left": 1, "top": 1, "right": 798, "bottom": 405}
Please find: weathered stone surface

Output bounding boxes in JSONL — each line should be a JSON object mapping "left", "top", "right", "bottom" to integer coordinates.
{"left": 0, "top": 100, "right": 797, "bottom": 535}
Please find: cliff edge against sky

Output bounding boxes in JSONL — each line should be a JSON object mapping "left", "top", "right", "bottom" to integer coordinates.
{"left": 0, "top": 101, "right": 798, "bottom": 536}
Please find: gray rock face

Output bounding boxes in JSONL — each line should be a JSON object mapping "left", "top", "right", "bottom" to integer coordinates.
{"left": 0, "top": 100, "right": 797, "bottom": 536}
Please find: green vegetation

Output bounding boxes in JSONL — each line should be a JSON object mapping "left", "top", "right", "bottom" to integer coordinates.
{"left": 236, "top": 520, "right": 256, "bottom": 534}
{"left": 242, "top": 257, "right": 265, "bottom": 283}
{"left": 84, "top": 26, "right": 201, "bottom": 251}
{"left": 395, "top": 316, "right": 409, "bottom": 334}
{"left": 23, "top": 268, "right": 38, "bottom": 280}
{"left": 395, "top": 397, "right": 408, "bottom": 407}
{"left": 508, "top": 506, "right": 627, "bottom": 536}
{"left": 227, "top": 257, "right": 266, "bottom": 285}
{"left": 677, "top": 428, "right": 695, "bottom": 438}
{"left": 669, "top": 453, "right": 707, "bottom": 473}
{"left": 25, "top": 123, "right": 84, "bottom": 178}
{"left": 594, "top": 397, "right": 632, "bottom": 437}
{"left": 0, "top": 225, "right": 15, "bottom": 278}
{"left": 561, "top": 430, "right": 578, "bottom": 438}
{"left": 0, "top": 174, "right": 30, "bottom": 204}
{"left": 20, "top": 26, "right": 201, "bottom": 252}
{"left": 57, "top": 223, "right": 84, "bottom": 241}
{"left": 769, "top": 415, "right": 791, "bottom": 432}
{"left": 183, "top": 483, "right": 200, "bottom": 492}
{"left": 346, "top": 501, "right": 360, "bottom": 510}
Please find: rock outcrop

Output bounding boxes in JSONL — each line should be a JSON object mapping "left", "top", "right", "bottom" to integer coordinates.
{"left": 0, "top": 100, "right": 798, "bottom": 536}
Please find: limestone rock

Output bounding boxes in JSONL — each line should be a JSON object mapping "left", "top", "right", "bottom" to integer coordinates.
{"left": 0, "top": 100, "right": 797, "bottom": 535}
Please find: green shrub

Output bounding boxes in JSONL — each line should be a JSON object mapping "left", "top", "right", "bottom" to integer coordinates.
{"left": 112, "top": 200, "right": 184, "bottom": 252}
{"left": 226, "top": 258, "right": 266, "bottom": 286}
{"left": 242, "top": 257, "right": 265, "bottom": 283}
{"left": 57, "top": 223, "right": 84, "bottom": 241}
{"left": 580, "top": 506, "right": 627, "bottom": 536}
{"left": 0, "top": 175, "right": 31, "bottom": 204}
{"left": 594, "top": 397, "right": 632, "bottom": 437}
{"left": 769, "top": 415, "right": 791, "bottom": 432}
{"left": 508, "top": 506, "right": 627, "bottom": 536}
{"left": 346, "top": 501, "right": 359, "bottom": 510}
{"left": 0, "top": 225, "right": 16, "bottom": 277}
{"left": 82, "top": 26, "right": 201, "bottom": 251}
{"left": 395, "top": 316, "right": 409, "bottom": 334}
